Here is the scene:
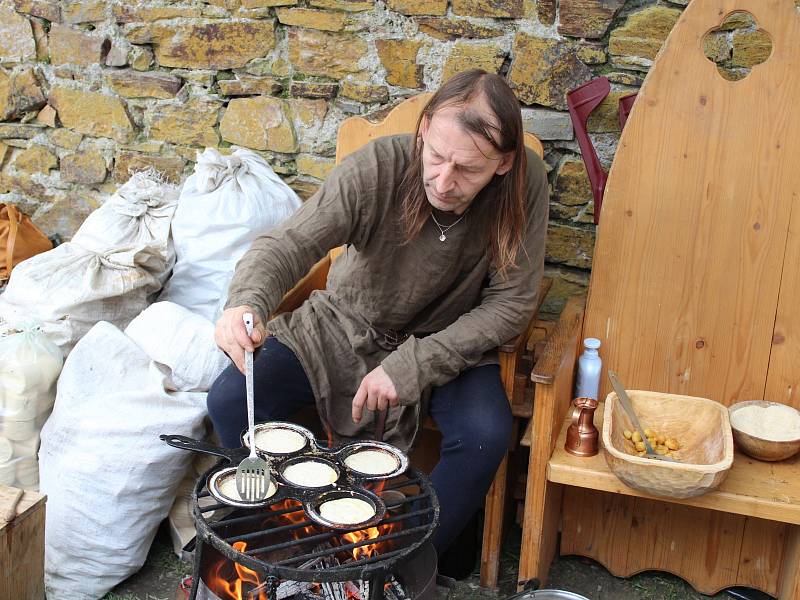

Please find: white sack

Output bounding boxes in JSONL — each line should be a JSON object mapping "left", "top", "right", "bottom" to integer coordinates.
{"left": 40, "top": 321, "right": 209, "bottom": 600}
{"left": 0, "top": 170, "right": 179, "bottom": 355}
{"left": 124, "top": 301, "right": 229, "bottom": 392}
{"left": 0, "top": 324, "right": 63, "bottom": 489}
{"left": 158, "top": 147, "right": 302, "bottom": 321}
{"left": 71, "top": 169, "right": 180, "bottom": 286}
{"left": 0, "top": 244, "right": 163, "bottom": 355}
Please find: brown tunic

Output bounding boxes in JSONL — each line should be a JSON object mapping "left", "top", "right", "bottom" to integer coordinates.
{"left": 226, "top": 134, "right": 549, "bottom": 451}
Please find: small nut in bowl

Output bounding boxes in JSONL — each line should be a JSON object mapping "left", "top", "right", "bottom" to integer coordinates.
{"left": 728, "top": 400, "right": 800, "bottom": 462}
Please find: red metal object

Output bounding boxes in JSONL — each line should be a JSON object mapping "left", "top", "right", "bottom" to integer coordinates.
{"left": 619, "top": 93, "right": 637, "bottom": 130}
{"left": 566, "top": 77, "right": 638, "bottom": 224}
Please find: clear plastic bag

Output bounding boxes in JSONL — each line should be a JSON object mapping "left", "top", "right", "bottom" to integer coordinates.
{"left": 0, "top": 322, "right": 63, "bottom": 489}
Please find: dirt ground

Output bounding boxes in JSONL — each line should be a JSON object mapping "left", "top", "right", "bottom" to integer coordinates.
{"left": 101, "top": 521, "right": 770, "bottom": 600}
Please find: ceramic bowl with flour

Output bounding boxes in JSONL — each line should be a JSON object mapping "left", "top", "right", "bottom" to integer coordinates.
{"left": 729, "top": 400, "right": 800, "bottom": 461}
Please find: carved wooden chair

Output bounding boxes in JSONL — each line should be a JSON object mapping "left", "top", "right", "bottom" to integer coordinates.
{"left": 517, "top": 1, "right": 800, "bottom": 597}
{"left": 275, "top": 93, "right": 549, "bottom": 588}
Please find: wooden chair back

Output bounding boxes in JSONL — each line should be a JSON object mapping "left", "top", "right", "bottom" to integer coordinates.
{"left": 581, "top": 0, "right": 800, "bottom": 407}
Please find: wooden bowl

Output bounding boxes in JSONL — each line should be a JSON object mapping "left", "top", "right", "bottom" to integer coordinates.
{"left": 602, "top": 390, "right": 733, "bottom": 499}
{"left": 728, "top": 400, "right": 800, "bottom": 462}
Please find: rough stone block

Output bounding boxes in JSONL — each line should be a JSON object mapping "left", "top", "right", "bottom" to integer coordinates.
{"left": 11, "top": 145, "right": 57, "bottom": 174}
{"left": 577, "top": 42, "right": 607, "bottom": 65}
{"left": 586, "top": 91, "right": 628, "bottom": 133}
{"left": 545, "top": 222, "right": 595, "bottom": 269}
{"left": 452, "top": 0, "right": 522, "bottom": 19}
{"left": 536, "top": 0, "right": 555, "bottom": 25}
{"left": 732, "top": 30, "right": 771, "bottom": 68}
{"left": 48, "top": 24, "right": 110, "bottom": 67}
{"left": 131, "top": 46, "right": 154, "bottom": 71}
{"left": 151, "top": 20, "right": 276, "bottom": 70}
{"left": 49, "top": 87, "right": 135, "bottom": 143}
{"left": 106, "top": 70, "right": 183, "bottom": 99}
{"left": 147, "top": 99, "right": 221, "bottom": 147}
{"left": 243, "top": 0, "right": 299, "bottom": 7}
{"left": 113, "top": 151, "right": 186, "bottom": 184}
{"left": 13, "top": 0, "right": 60, "bottom": 23}
{"left": 609, "top": 6, "right": 681, "bottom": 62}
{"left": 218, "top": 76, "right": 283, "bottom": 96}
{"left": 105, "top": 42, "right": 130, "bottom": 67}
{"left": 296, "top": 154, "right": 334, "bottom": 180}
{"left": 62, "top": 0, "right": 106, "bottom": 24}
{"left": 416, "top": 17, "right": 503, "bottom": 41}
{"left": 558, "top": 0, "right": 625, "bottom": 39}
{"left": 309, "top": 0, "right": 372, "bottom": 10}
{"left": 113, "top": 5, "right": 203, "bottom": 23}
{"left": 442, "top": 42, "right": 504, "bottom": 81}
{"left": 0, "top": 68, "right": 46, "bottom": 121}
{"left": 49, "top": 128, "right": 82, "bottom": 149}
{"left": 376, "top": 39, "right": 424, "bottom": 88}
{"left": 276, "top": 8, "right": 347, "bottom": 31}
{"left": 0, "top": 6, "right": 36, "bottom": 64}
{"left": 288, "top": 29, "right": 367, "bottom": 79}
{"left": 509, "top": 35, "right": 592, "bottom": 110}
{"left": 340, "top": 81, "right": 389, "bottom": 104}
{"left": 521, "top": 108, "right": 573, "bottom": 141}
{"left": 555, "top": 158, "right": 591, "bottom": 206}
{"left": 290, "top": 81, "right": 339, "bottom": 99}
{"left": 60, "top": 150, "right": 107, "bottom": 184}
{"left": 288, "top": 98, "right": 329, "bottom": 153}
{"left": 220, "top": 96, "right": 298, "bottom": 153}
{"left": 387, "top": 0, "right": 446, "bottom": 16}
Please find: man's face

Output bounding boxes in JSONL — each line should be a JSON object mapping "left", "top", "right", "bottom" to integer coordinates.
{"left": 419, "top": 105, "right": 514, "bottom": 215}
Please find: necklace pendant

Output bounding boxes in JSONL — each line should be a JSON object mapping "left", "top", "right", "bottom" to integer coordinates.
{"left": 439, "top": 234, "right": 446, "bottom": 242}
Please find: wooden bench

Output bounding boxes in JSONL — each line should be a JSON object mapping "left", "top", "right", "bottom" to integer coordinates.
{"left": 516, "top": 1, "right": 800, "bottom": 597}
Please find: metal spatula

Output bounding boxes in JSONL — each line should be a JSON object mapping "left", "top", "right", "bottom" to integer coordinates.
{"left": 235, "top": 313, "right": 270, "bottom": 500}
{"left": 608, "top": 370, "right": 677, "bottom": 462}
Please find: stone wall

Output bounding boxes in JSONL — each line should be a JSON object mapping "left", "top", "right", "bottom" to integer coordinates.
{"left": 0, "top": 0, "right": 787, "bottom": 315}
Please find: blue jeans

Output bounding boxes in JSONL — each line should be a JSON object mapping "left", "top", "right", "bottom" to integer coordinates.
{"left": 207, "top": 337, "right": 513, "bottom": 554}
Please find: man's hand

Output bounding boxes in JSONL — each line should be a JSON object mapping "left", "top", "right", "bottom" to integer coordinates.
{"left": 352, "top": 366, "right": 399, "bottom": 424}
{"left": 215, "top": 305, "right": 267, "bottom": 373}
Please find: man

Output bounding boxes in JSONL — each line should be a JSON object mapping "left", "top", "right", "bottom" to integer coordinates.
{"left": 208, "top": 68, "right": 549, "bottom": 556}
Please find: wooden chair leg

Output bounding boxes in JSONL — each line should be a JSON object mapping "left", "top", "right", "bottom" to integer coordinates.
{"left": 480, "top": 453, "right": 508, "bottom": 589}
{"left": 779, "top": 524, "right": 800, "bottom": 599}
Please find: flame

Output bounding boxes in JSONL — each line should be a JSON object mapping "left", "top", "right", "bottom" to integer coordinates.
{"left": 340, "top": 519, "right": 401, "bottom": 561}
{"left": 206, "top": 541, "right": 268, "bottom": 600}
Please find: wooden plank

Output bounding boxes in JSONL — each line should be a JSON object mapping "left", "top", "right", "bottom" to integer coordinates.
{"left": 561, "top": 489, "right": 787, "bottom": 596}
{"left": 0, "top": 487, "right": 46, "bottom": 600}
{"left": 518, "top": 297, "right": 584, "bottom": 590}
{"left": 765, "top": 191, "right": 800, "bottom": 409}
{"left": 627, "top": 499, "right": 744, "bottom": 595}
{"left": 548, "top": 403, "right": 800, "bottom": 524}
{"left": 581, "top": 0, "right": 800, "bottom": 405}
{"left": 480, "top": 455, "right": 508, "bottom": 589}
{"left": 560, "top": 487, "right": 632, "bottom": 576}
{"left": 737, "top": 517, "right": 785, "bottom": 597}
{"left": 778, "top": 525, "right": 800, "bottom": 600}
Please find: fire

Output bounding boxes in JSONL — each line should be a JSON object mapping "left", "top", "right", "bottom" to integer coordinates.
{"left": 340, "top": 519, "right": 400, "bottom": 561}
{"left": 206, "top": 541, "right": 268, "bottom": 600}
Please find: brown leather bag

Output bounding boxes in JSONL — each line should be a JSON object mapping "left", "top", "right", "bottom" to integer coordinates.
{"left": 0, "top": 203, "right": 53, "bottom": 282}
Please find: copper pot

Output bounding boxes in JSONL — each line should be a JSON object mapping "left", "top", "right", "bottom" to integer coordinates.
{"left": 565, "top": 397, "right": 599, "bottom": 457}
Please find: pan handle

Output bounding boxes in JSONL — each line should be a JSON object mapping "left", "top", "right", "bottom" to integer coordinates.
{"left": 159, "top": 434, "right": 242, "bottom": 463}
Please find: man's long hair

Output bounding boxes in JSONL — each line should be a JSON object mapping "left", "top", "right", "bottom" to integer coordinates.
{"left": 398, "top": 69, "right": 527, "bottom": 278}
